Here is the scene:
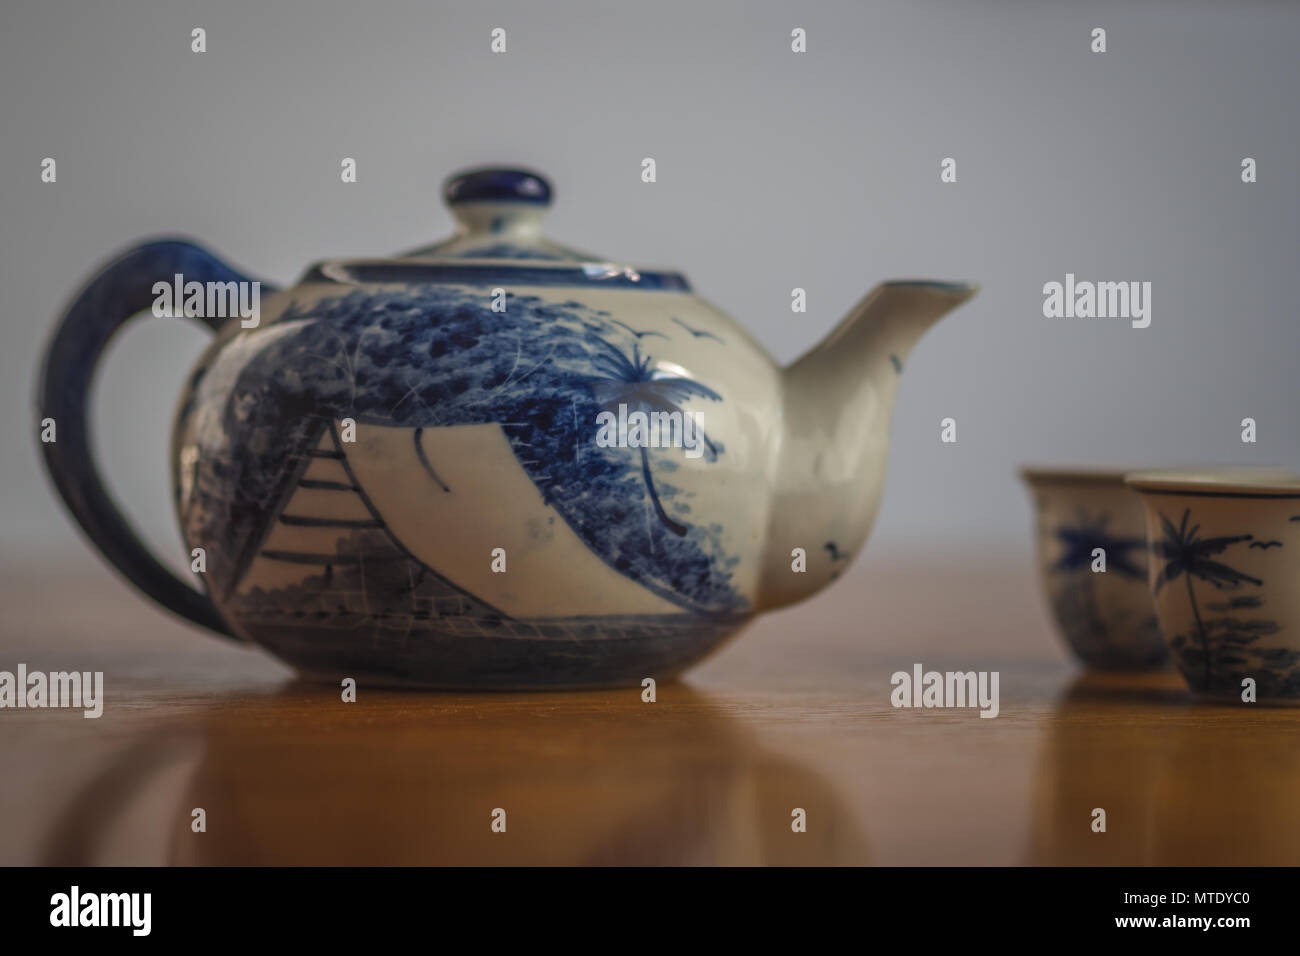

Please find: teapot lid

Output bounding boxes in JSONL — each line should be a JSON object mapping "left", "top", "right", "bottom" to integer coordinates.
{"left": 301, "top": 166, "right": 692, "bottom": 292}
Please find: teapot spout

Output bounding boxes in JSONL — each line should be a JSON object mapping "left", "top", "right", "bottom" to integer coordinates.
{"left": 756, "top": 280, "right": 977, "bottom": 611}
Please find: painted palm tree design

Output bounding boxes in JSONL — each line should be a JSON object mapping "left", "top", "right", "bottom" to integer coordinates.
{"left": 1051, "top": 509, "right": 1148, "bottom": 650}
{"left": 588, "top": 340, "right": 722, "bottom": 536}
{"left": 1153, "top": 508, "right": 1261, "bottom": 685}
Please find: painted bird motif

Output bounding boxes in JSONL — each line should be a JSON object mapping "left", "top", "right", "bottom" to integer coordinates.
{"left": 672, "top": 317, "right": 725, "bottom": 343}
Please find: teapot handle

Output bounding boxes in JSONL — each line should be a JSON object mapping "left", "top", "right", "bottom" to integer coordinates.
{"left": 37, "top": 239, "right": 274, "bottom": 640}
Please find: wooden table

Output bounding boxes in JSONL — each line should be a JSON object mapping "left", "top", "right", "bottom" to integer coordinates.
{"left": 2, "top": 552, "right": 1296, "bottom": 866}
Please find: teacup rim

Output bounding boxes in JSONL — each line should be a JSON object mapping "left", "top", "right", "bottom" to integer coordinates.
{"left": 1125, "top": 468, "right": 1300, "bottom": 498}
{"left": 1019, "top": 464, "right": 1140, "bottom": 485}
{"left": 1020, "top": 464, "right": 1295, "bottom": 488}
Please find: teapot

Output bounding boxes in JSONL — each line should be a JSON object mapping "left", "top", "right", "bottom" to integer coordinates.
{"left": 38, "top": 166, "right": 977, "bottom": 688}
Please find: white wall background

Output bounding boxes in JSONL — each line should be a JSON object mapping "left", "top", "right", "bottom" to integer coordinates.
{"left": 2, "top": 0, "right": 1297, "bottom": 578}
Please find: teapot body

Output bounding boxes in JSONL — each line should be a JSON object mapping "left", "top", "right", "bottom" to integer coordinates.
{"left": 40, "top": 167, "right": 975, "bottom": 689}
{"left": 171, "top": 272, "right": 779, "bottom": 686}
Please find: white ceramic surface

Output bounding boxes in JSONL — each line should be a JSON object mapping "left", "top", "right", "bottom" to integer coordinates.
{"left": 1022, "top": 467, "right": 1167, "bottom": 670}
{"left": 1127, "top": 470, "right": 1300, "bottom": 703}
{"left": 40, "top": 166, "right": 978, "bottom": 687}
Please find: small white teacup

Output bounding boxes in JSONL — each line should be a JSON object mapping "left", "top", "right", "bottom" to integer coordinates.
{"left": 1022, "top": 466, "right": 1167, "bottom": 670}
{"left": 1126, "top": 470, "right": 1300, "bottom": 703}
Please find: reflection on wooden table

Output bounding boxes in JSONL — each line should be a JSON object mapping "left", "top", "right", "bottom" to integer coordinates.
{"left": 2, "top": 557, "right": 1298, "bottom": 865}
{"left": 39, "top": 684, "right": 866, "bottom": 866}
{"left": 1030, "top": 671, "right": 1300, "bottom": 866}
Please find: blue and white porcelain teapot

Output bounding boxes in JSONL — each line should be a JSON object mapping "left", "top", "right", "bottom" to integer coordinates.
{"left": 39, "top": 166, "right": 977, "bottom": 687}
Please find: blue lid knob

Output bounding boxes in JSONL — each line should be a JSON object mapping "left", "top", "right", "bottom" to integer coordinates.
{"left": 443, "top": 167, "right": 552, "bottom": 206}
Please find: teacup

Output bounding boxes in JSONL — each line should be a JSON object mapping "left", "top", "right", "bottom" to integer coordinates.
{"left": 1126, "top": 470, "right": 1300, "bottom": 704}
{"left": 1021, "top": 466, "right": 1168, "bottom": 669}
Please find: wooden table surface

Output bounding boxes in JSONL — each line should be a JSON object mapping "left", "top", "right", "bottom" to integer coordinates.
{"left": 2, "top": 551, "right": 1297, "bottom": 866}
